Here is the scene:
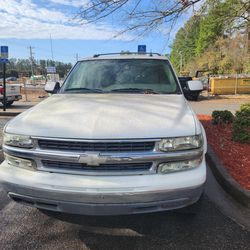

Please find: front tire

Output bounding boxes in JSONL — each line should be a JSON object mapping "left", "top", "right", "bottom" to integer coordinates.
{"left": 192, "top": 94, "right": 199, "bottom": 101}
{"left": 2, "top": 101, "right": 14, "bottom": 107}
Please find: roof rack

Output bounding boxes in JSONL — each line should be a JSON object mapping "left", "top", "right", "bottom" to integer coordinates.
{"left": 93, "top": 52, "right": 162, "bottom": 58}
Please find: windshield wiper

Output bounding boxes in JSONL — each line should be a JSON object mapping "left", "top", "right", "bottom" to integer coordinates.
{"left": 64, "top": 87, "right": 103, "bottom": 93}
{"left": 110, "top": 88, "right": 159, "bottom": 94}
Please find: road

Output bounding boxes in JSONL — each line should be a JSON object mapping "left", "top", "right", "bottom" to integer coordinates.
{"left": 0, "top": 101, "right": 40, "bottom": 113}
{"left": 0, "top": 99, "right": 250, "bottom": 250}
{"left": 190, "top": 94, "right": 250, "bottom": 115}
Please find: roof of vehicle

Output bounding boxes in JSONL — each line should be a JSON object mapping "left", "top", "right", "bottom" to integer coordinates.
{"left": 80, "top": 53, "right": 169, "bottom": 61}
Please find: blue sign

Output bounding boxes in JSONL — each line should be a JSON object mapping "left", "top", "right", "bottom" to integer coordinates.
{"left": 0, "top": 46, "right": 8, "bottom": 59}
{"left": 0, "top": 58, "right": 9, "bottom": 63}
{"left": 138, "top": 45, "right": 146, "bottom": 54}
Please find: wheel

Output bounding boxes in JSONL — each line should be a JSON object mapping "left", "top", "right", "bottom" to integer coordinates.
{"left": 6, "top": 101, "right": 14, "bottom": 107}
{"left": 184, "top": 94, "right": 192, "bottom": 101}
{"left": 2, "top": 101, "right": 14, "bottom": 107}
{"left": 192, "top": 94, "right": 199, "bottom": 101}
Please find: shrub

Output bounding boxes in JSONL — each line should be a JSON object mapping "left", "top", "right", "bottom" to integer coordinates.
{"left": 232, "top": 103, "right": 250, "bottom": 143}
{"left": 240, "top": 103, "right": 250, "bottom": 113}
{"left": 212, "top": 110, "right": 234, "bottom": 125}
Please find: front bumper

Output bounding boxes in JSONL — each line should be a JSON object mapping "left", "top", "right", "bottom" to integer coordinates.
{"left": 0, "top": 158, "right": 206, "bottom": 215}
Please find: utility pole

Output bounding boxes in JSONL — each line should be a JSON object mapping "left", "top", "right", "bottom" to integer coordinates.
{"left": 178, "top": 51, "right": 183, "bottom": 73}
{"left": 248, "top": 22, "right": 250, "bottom": 53}
{"left": 28, "top": 46, "right": 35, "bottom": 100}
{"left": 248, "top": 24, "right": 250, "bottom": 72}
{"left": 75, "top": 53, "right": 79, "bottom": 62}
{"left": 50, "top": 34, "right": 54, "bottom": 62}
{"left": 28, "top": 46, "right": 35, "bottom": 77}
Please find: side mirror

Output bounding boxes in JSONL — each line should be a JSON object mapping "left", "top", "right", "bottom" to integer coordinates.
{"left": 45, "top": 81, "right": 60, "bottom": 94}
{"left": 187, "top": 80, "right": 203, "bottom": 91}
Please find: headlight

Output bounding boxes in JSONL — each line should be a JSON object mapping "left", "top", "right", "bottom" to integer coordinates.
{"left": 157, "top": 134, "right": 203, "bottom": 152}
{"left": 4, "top": 153, "right": 36, "bottom": 170}
{"left": 3, "top": 133, "right": 34, "bottom": 148}
{"left": 158, "top": 156, "right": 202, "bottom": 174}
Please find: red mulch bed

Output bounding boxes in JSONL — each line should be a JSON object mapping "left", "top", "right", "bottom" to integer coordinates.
{"left": 198, "top": 115, "right": 250, "bottom": 191}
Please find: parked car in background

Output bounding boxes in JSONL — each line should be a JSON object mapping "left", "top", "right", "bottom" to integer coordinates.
{"left": 6, "top": 77, "right": 17, "bottom": 82}
{"left": 0, "top": 84, "right": 22, "bottom": 106}
{"left": 178, "top": 76, "right": 203, "bottom": 101}
{"left": 0, "top": 53, "right": 207, "bottom": 215}
{"left": 0, "top": 77, "right": 18, "bottom": 83}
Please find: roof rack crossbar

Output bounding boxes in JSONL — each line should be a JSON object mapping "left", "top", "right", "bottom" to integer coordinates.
{"left": 93, "top": 52, "right": 162, "bottom": 58}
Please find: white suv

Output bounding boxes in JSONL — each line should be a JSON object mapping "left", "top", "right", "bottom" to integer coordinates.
{"left": 0, "top": 53, "right": 206, "bottom": 215}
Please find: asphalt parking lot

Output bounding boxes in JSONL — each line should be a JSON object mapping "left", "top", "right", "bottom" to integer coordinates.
{"left": 0, "top": 96, "right": 250, "bottom": 250}
{"left": 0, "top": 167, "right": 250, "bottom": 250}
{"left": 190, "top": 94, "right": 250, "bottom": 114}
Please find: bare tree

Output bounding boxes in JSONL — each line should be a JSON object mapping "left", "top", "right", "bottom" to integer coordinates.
{"left": 76, "top": 0, "right": 203, "bottom": 36}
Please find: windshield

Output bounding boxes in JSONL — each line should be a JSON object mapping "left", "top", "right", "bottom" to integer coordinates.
{"left": 60, "top": 59, "right": 181, "bottom": 94}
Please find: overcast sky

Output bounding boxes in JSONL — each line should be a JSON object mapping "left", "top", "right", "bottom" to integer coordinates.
{"left": 0, "top": 0, "right": 195, "bottom": 63}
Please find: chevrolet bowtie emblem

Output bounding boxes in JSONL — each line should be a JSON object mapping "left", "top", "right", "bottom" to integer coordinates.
{"left": 78, "top": 152, "right": 108, "bottom": 166}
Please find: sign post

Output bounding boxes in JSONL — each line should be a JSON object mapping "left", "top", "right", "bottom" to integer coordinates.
{"left": 0, "top": 46, "right": 9, "bottom": 111}
{"left": 3, "top": 62, "right": 6, "bottom": 111}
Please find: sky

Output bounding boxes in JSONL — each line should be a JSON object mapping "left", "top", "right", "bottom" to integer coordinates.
{"left": 0, "top": 0, "right": 196, "bottom": 63}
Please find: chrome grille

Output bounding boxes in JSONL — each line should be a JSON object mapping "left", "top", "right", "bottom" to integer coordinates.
{"left": 38, "top": 139, "right": 155, "bottom": 152}
{"left": 41, "top": 160, "right": 152, "bottom": 172}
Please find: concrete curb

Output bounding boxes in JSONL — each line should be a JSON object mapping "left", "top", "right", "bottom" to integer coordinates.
{"left": 206, "top": 145, "right": 250, "bottom": 208}
{"left": 0, "top": 112, "right": 21, "bottom": 117}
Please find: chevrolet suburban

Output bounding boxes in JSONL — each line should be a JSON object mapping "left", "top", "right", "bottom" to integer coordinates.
{"left": 0, "top": 53, "right": 206, "bottom": 215}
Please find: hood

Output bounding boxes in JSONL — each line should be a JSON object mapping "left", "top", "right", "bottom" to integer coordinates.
{"left": 6, "top": 94, "right": 198, "bottom": 139}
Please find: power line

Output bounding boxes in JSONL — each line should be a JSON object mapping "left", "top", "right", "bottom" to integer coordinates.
{"left": 1, "top": 38, "right": 76, "bottom": 61}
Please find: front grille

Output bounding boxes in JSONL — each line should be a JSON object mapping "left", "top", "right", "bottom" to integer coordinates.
{"left": 41, "top": 160, "right": 152, "bottom": 172}
{"left": 38, "top": 139, "right": 155, "bottom": 152}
